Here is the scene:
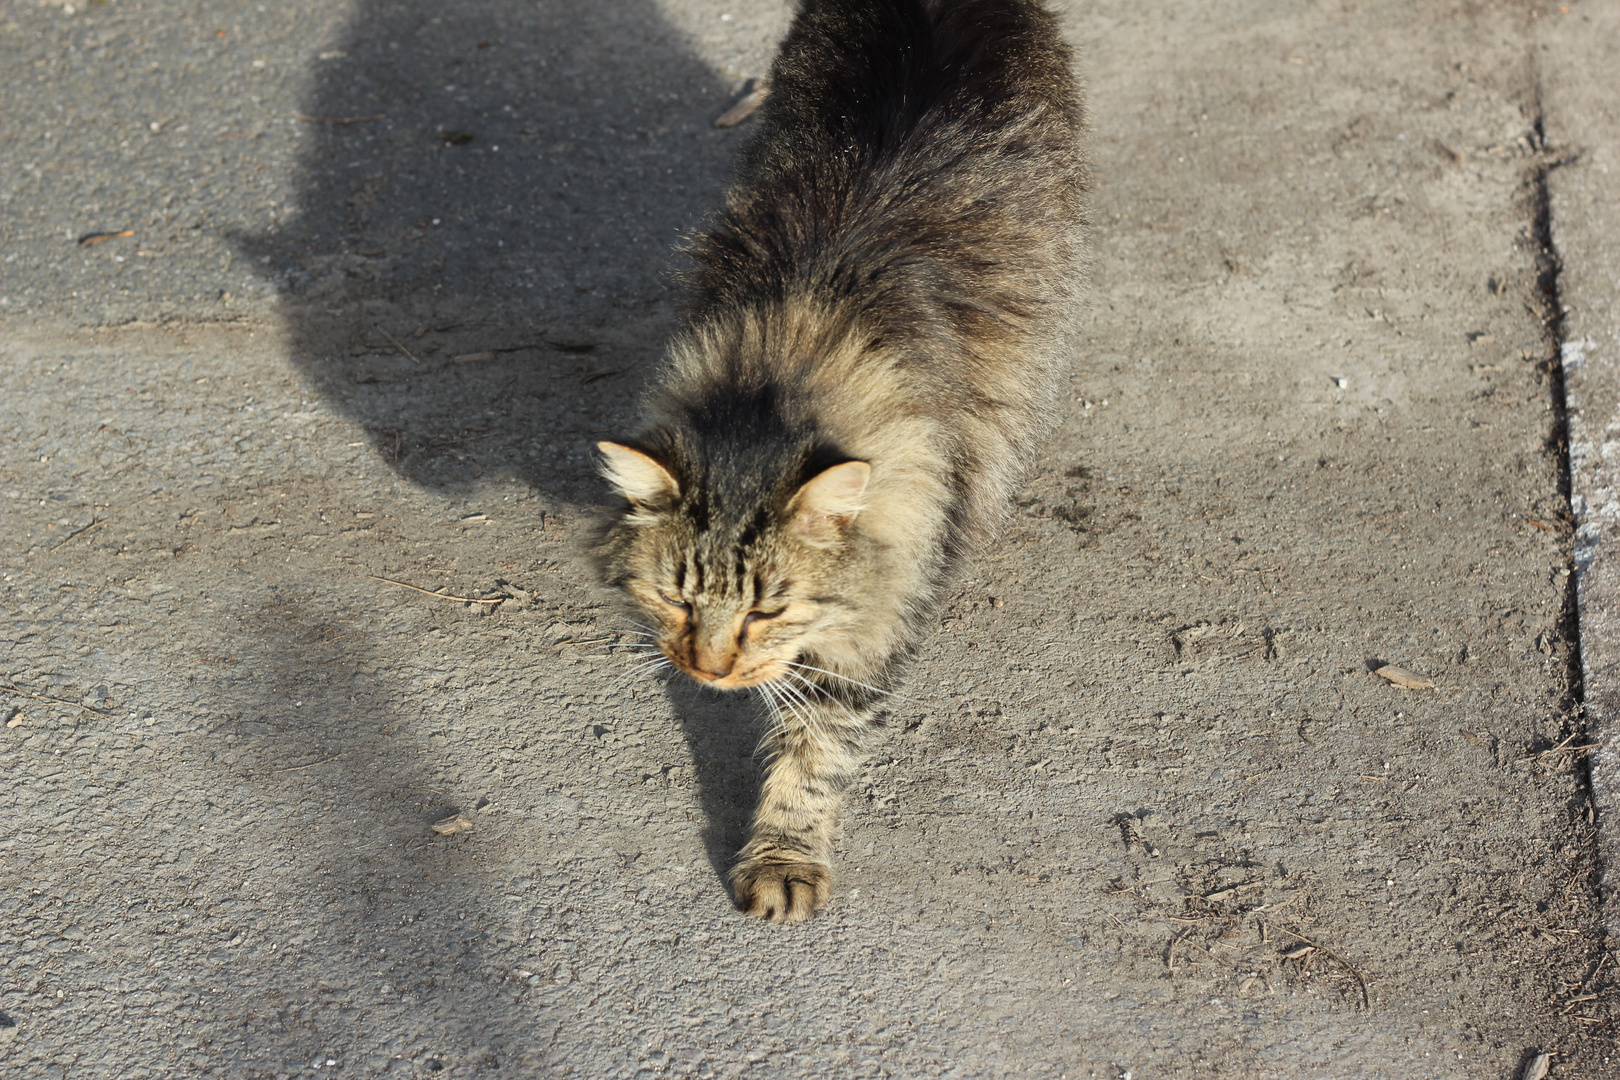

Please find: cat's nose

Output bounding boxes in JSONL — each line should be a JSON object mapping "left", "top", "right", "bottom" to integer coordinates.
{"left": 691, "top": 646, "right": 736, "bottom": 680}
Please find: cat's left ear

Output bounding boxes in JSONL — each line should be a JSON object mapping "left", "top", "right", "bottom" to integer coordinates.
{"left": 789, "top": 460, "right": 871, "bottom": 538}
{"left": 598, "top": 441, "right": 680, "bottom": 508}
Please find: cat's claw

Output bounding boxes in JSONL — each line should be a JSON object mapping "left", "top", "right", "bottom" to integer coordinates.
{"left": 731, "top": 856, "right": 830, "bottom": 923}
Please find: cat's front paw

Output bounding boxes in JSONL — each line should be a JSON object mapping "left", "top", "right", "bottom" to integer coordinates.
{"left": 730, "top": 853, "right": 831, "bottom": 923}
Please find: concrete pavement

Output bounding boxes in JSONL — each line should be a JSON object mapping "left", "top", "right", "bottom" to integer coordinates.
{"left": 2, "top": 1, "right": 1615, "bottom": 1077}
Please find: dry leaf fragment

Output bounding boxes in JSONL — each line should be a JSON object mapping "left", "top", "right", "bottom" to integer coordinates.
{"left": 1281, "top": 945, "right": 1315, "bottom": 960}
{"left": 714, "top": 79, "right": 771, "bottom": 128}
{"left": 1521, "top": 1053, "right": 1550, "bottom": 1080}
{"left": 1374, "top": 665, "right": 1434, "bottom": 690}
{"left": 430, "top": 813, "right": 474, "bottom": 835}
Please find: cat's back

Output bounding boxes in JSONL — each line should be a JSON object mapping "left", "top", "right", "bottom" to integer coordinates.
{"left": 686, "top": 0, "right": 1086, "bottom": 327}
{"left": 755, "top": 0, "right": 1079, "bottom": 169}
{"left": 649, "top": 0, "right": 1086, "bottom": 550}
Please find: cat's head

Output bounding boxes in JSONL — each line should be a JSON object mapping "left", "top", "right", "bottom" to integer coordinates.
{"left": 594, "top": 439, "right": 871, "bottom": 691}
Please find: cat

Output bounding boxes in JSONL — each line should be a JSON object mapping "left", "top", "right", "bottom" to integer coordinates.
{"left": 594, "top": 0, "right": 1086, "bottom": 922}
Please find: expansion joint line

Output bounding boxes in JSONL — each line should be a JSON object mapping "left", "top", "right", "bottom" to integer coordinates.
{"left": 1528, "top": 65, "right": 1615, "bottom": 1015}
{"left": 1525, "top": 80, "right": 1582, "bottom": 716}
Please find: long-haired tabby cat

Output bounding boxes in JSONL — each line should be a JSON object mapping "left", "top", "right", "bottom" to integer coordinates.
{"left": 595, "top": 0, "right": 1085, "bottom": 922}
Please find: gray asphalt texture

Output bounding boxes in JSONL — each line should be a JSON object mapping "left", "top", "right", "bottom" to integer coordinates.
{"left": 3, "top": 1, "right": 1617, "bottom": 1078}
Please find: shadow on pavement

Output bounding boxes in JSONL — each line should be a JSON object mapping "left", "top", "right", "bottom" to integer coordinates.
{"left": 200, "top": 584, "right": 526, "bottom": 1071}
{"left": 236, "top": 0, "right": 738, "bottom": 502}
{"left": 212, "top": 0, "right": 759, "bottom": 1068}
{"left": 662, "top": 678, "right": 764, "bottom": 884}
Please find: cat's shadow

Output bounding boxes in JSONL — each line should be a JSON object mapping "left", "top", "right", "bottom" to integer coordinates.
{"left": 233, "top": 0, "right": 739, "bottom": 502}
{"left": 661, "top": 677, "right": 766, "bottom": 884}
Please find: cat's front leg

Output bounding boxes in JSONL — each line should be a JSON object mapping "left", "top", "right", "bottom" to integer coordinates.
{"left": 730, "top": 703, "right": 870, "bottom": 923}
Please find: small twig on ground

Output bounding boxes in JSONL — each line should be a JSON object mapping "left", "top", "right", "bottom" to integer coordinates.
{"left": 1276, "top": 926, "right": 1369, "bottom": 1009}
{"left": 49, "top": 516, "right": 107, "bottom": 551}
{"left": 1167, "top": 928, "right": 1193, "bottom": 973}
{"left": 375, "top": 325, "right": 420, "bottom": 365}
{"left": 1526, "top": 732, "right": 1599, "bottom": 760}
{"left": 78, "top": 230, "right": 134, "bottom": 247}
{"left": 1564, "top": 951, "right": 1613, "bottom": 1012}
{"left": 297, "top": 113, "right": 385, "bottom": 124}
{"left": 0, "top": 682, "right": 113, "bottom": 715}
{"left": 367, "top": 575, "right": 505, "bottom": 605}
{"left": 1588, "top": 951, "right": 1612, "bottom": 984}
{"left": 48, "top": 490, "right": 160, "bottom": 552}
{"left": 1536, "top": 732, "right": 1579, "bottom": 756}
{"left": 268, "top": 754, "right": 343, "bottom": 773}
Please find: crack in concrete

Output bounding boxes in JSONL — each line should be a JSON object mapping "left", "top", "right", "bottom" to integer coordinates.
{"left": 1527, "top": 65, "right": 1610, "bottom": 951}
{"left": 1527, "top": 91, "right": 1584, "bottom": 709}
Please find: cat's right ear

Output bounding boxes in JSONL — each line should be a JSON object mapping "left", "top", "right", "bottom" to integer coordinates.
{"left": 597, "top": 442, "right": 680, "bottom": 508}
{"left": 789, "top": 460, "right": 871, "bottom": 541}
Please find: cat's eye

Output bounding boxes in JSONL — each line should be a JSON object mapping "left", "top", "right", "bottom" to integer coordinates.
{"left": 657, "top": 590, "right": 691, "bottom": 612}
{"left": 742, "top": 609, "right": 783, "bottom": 631}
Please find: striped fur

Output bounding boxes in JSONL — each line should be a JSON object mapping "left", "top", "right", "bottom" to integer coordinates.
{"left": 595, "top": 0, "right": 1086, "bottom": 922}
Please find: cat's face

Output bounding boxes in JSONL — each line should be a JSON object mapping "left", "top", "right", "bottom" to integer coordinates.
{"left": 596, "top": 441, "right": 870, "bottom": 691}
{"left": 620, "top": 550, "right": 820, "bottom": 691}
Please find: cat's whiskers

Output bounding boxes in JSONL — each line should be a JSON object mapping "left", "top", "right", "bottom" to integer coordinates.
{"left": 780, "top": 680, "right": 862, "bottom": 748}
{"left": 784, "top": 670, "right": 885, "bottom": 754}
{"left": 782, "top": 660, "right": 913, "bottom": 703}
{"left": 767, "top": 674, "right": 838, "bottom": 756}
{"left": 780, "top": 667, "right": 861, "bottom": 719}
{"left": 754, "top": 683, "right": 794, "bottom": 756}
{"left": 756, "top": 681, "right": 781, "bottom": 720}
{"left": 779, "top": 674, "right": 826, "bottom": 720}
{"left": 602, "top": 619, "right": 676, "bottom": 688}
{"left": 588, "top": 645, "right": 662, "bottom": 665}
{"left": 755, "top": 683, "right": 808, "bottom": 760}
{"left": 764, "top": 676, "right": 806, "bottom": 727}
{"left": 624, "top": 657, "right": 672, "bottom": 679}
{"left": 610, "top": 653, "right": 674, "bottom": 692}
{"left": 756, "top": 680, "right": 790, "bottom": 734}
